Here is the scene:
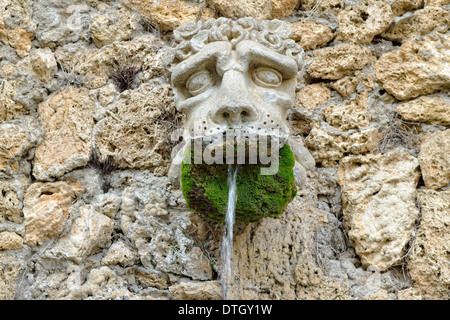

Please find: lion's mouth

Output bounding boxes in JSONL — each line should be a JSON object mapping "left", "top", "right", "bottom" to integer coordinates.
{"left": 183, "top": 131, "right": 288, "bottom": 165}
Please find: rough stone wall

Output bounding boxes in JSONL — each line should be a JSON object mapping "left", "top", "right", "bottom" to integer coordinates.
{"left": 0, "top": 0, "right": 449, "bottom": 300}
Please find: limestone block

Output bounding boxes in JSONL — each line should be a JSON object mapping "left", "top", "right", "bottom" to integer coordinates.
{"left": 396, "top": 96, "right": 450, "bottom": 125}
{"left": 126, "top": 187, "right": 213, "bottom": 280}
{"left": 207, "top": 0, "right": 299, "bottom": 20}
{"left": 88, "top": 9, "right": 142, "bottom": 48}
{"left": 101, "top": 240, "right": 138, "bottom": 267}
{"left": 322, "top": 93, "right": 370, "bottom": 131}
{"left": 52, "top": 205, "right": 114, "bottom": 264}
{"left": 135, "top": 270, "right": 170, "bottom": 290}
{"left": 23, "top": 181, "right": 85, "bottom": 246}
{"left": 337, "top": 151, "right": 420, "bottom": 271}
{"left": 305, "top": 127, "right": 379, "bottom": 166}
{"left": 289, "top": 20, "right": 334, "bottom": 51}
{"left": 0, "top": 181, "right": 21, "bottom": 223}
{"left": 0, "top": 231, "right": 23, "bottom": 251}
{"left": 333, "top": 74, "right": 361, "bottom": 97}
{"left": 93, "top": 194, "right": 121, "bottom": 219}
{"left": 32, "top": 0, "right": 91, "bottom": 47}
{"left": 55, "top": 35, "right": 165, "bottom": 89}
{"left": 0, "top": 116, "right": 42, "bottom": 174}
{"left": 418, "top": 129, "right": 450, "bottom": 190}
{"left": 0, "top": 79, "right": 27, "bottom": 122}
{"left": 390, "top": 0, "right": 423, "bottom": 16}
{"left": 29, "top": 48, "right": 58, "bottom": 84}
{"left": 0, "top": 18, "right": 33, "bottom": 57}
{"left": 308, "top": 44, "right": 376, "bottom": 80}
{"left": 0, "top": 0, "right": 36, "bottom": 32}
{"left": 374, "top": 33, "right": 450, "bottom": 100}
{"left": 382, "top": 7, "right": 450, "bottom": 43}
{"left": 296, "top": 83, "right": 331, "bottom": 107}
{"left": 169, "top": 281, "right": 222, "bottom": 300}
{"left": 0, "top": 254, "right": 21, "bottom": 300}
{"left": 94, "top": 83, "right": 176, "bottom": 176}
{"left": 0, "top": 124, "right": 27, "bottom": 172}
{"left": 121, "top": 0, "right": 216, "bottom": 31}
{"left": 408, "top": 189, "right": 450, "bottom": 299}
{"left": 336, "top": 0, "right": 394, "bottom": 44}
{"left": 32, "top": 87, "right": 94, "bottom": 181}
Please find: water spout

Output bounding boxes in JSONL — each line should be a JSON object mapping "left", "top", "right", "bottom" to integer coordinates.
{"left": 220, "top": 163, "right": 239, "bottom": 300}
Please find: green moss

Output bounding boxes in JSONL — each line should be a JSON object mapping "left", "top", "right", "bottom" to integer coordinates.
{"left": 181, "top": 144, "right": 297, "bottom": 224}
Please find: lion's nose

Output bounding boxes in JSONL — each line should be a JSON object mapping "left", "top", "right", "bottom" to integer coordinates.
{"left": 211, "top": 70, "right": 259, "bottom": 126}
{"left": 212, "top": 104, "right": 258, "bottom": 125}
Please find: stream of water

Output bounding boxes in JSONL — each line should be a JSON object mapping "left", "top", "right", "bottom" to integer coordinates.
{"left": 220, "top": 164, "right": 239, "bottom": 300}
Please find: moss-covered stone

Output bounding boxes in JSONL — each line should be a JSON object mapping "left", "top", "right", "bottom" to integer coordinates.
{"left": 181, "top": 144, "right": 297, "bottom": 224}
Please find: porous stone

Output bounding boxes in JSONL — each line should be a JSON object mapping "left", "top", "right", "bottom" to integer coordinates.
{"left": 337, "top": 151, "right": 420, "bottom": 271}
{"left": 93, "top": 194, "right": 121, "bottom": 219}
{"left": 336, "top": 0, "right": 394, "bottom": 44}
{"left": 135, "top": 269, "right": 170, "bottom": 290}
{"left": 0, "top": 181, "right": 21, "bottom": 223}
{"left": 23, "top": 181, "right": 85, "bottom": 246}
{"left": 229, "top": 194, "right": 352, "bottom": 300}
{"left": 300, "top": 0, "right": 346, "bottom": 15}
{"left": 88, "top": 8, "right": 142, "bottom": 48}
{"left": 55, "top": 34, "right": 165, "bottom": 89}
{"left": 374, "top": 33, "right": 450, "bottom": 100}
{"left": 390, "top": 0, "right": 424, "bottom": 16}
{"left": 418, "top": 129, "right": 450, "bottom": 190}
{"left": 333, "top": 73, "right": 361, "bottom": 97}
{"left": 0, "top": 18, "right": 33, "bottom": 57}
{"left": 295, "top": 83, "right": 331, "bottom": 110}
{"left": 207, "top": 0, "right": 299, "bottom": 20}
{"left": 0, "top": 0, "right": 36, "bottom": 32}
{"left": 52, "top": 205, "right": 114, "bottom": 264}
{"left": 29, "top": 48, "right": 58, "bottom": 84}
{"left": 169, "top": 281, "right": 222, "bottom": 300}
{"left": 308, "top": 44, "right": 376, "bottom": 80}
{"left": 32, "top": 87, "right": 94, "bottom": 181}
{"left": 395, "top": 96, "right": 450, "bottom": 125}
{"left": 32, "top": 0, "right": 91, "bottom": 48}
{"left": 381, "top": 7, "right": 450, "bottom": 43}
{"left": 289, "top": 20, "right": 334, "bottom": 51}
{"left": 0, "top": 231, "right": 23, "bottom": 251}
{"left": 0, "top": 79, "right": 27, "bottom": 122}
{"left": 0, "top": 116, "right": 42, "bottom": 174}
{"left": 124, "top": 184, "right": 214, "bottom": 281}
{"left": 121, "top": 0, "right": 216, "bottom": 31}
{"left": 101, "top": 240, "right": 139, "bottom": 267}
{"left": 305, "top": 127, "right": 380, "bottom": 167}
{"left": 408, "top": 189, "right": 450, "bottom": 299}
{"left": 0, "top": 253, "right": 21, "bottom": 300}
{"left": 93, "top": 83, "right": 176, "bottom": 176}
{"left": 322, "top": 93, "right": 371, "bottom": 131}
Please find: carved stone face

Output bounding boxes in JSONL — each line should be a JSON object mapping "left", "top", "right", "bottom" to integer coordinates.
{"left": 164, "top": 18, "right": 315, "bottom": 202}
{"left": 171, "top": 39, "right": 298, "bottom": 140}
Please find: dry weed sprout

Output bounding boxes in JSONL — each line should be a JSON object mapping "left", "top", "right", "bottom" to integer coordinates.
{"left": 108, "top": 60, "right": 142, "bottom": 92}
{"left": 89, "top": 145, "right": 119, "bottom": 193}
{"left": 376, "top": 112, "right": 421, "bottom": 155}
{"left": 55, "top": 57, "right": 85, "bottom": 89}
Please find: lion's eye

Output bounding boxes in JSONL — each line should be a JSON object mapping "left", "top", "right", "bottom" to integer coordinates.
{"left": 252, "top": 67, "right": 282, "bottom": 88}
{"left": 186, "top": 71, "right": 214, "bottom": 96}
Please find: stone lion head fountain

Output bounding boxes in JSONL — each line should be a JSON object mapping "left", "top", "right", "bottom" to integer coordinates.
{"left": 163, "top": 17, "right": 314, "bottom": 223}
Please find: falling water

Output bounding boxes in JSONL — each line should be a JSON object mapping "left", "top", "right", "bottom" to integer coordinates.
{"left": 220, "top": 163, "right": 239, "bottom": 300}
